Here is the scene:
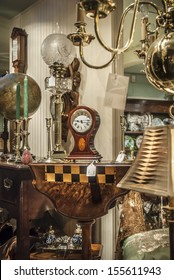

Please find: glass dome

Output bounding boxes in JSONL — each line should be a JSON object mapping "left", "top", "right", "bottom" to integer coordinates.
{"left": 41, "top": 33, "right": 76, "bottom": 67}
{"left": 0, "top": 73, "right": 41, "bottom": 120}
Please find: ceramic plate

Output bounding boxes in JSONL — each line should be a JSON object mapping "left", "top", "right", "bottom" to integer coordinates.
{"left": 128, "top": 122, "right": 140, "bottom": 131}
{"left": 125, "top": 135, "right": 134, "bottom": 149}
{"left": 151, "top": 117, "right": 163, "bottom": 126}
{"left": 163, "top": 118, "right": 174, "bottom": 125}
{"left": 126, "top": 113, "right": 139, "bottom": 123}
{"left": 140, "top": 113, "right": 152, "bottom": 129}
{"left": 136, "top": 135, "right": 143, "bottom": 148}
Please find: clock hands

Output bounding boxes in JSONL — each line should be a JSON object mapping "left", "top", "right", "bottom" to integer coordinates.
{"left": 73, "top": 119, "right": 91, "bottom": 132}
{"left": 74, "top": 120, "right": 90, "bottom": 124}
{"left": 70, "top": 108, "right": 93, "bottom": 133}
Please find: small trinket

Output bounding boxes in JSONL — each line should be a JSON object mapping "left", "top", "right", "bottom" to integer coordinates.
{"left": 71, "top": 224, "right": 82, "bottom": 248}
{"left": 21, "top": 149, "right": 33, "bottom": 164}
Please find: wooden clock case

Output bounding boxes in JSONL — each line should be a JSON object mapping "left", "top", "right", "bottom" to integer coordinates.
{"left": 67, "top": 106, "right": 102, "bottom": 161}
{"left": 11, "top": 27, "right": 27, "bottom": 73}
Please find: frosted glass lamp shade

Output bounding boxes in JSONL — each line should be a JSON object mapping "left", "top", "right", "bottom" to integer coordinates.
{"left": 41, "top": 33, "right": 76, "bottom": 67}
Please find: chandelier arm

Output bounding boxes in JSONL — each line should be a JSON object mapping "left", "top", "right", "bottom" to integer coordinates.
{"left": 79, "top": 44, "right": 116, "bottom": 69}
{"left": 115, "top": 1, "right": 140, "bottom": 53}
{"left": 116, "top": 1, "right": 162, "bottom": 53}
{"left": 169, "top": 104, "right": 174, "bottom": 120}
{"left": 94, "top": 1, "right": 162, "bottom": 54}
{"left": 138, "top": 1, "right": 164, "bottom": 14}
{"left": 93, "top": 0, "right": 141, "bottom": 54}
{"left": 161, "top": 0, "right": 168, "bottom": 13}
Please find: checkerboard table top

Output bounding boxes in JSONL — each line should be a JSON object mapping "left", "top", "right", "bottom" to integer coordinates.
{"left": 45, "top": 164, "right": 117, "bottom": 184}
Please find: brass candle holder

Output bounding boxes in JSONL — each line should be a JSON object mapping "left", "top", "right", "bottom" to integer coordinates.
{"left": 45, "top": 118, "right": 54, "bottom": 162}
{"left": 50, "top": 63, "right": 67, "bottom": 159}
{"left": 21, "top": 117, "right": 31, "bottom": 153}
{"left": 13, "top": 119, "right": 23, "bottom": 163}
{"left": 115, "top": 115, "right": 127, "bottom": 163}
{"left": 120, "top": 115, "right": 126, "bottom": 153}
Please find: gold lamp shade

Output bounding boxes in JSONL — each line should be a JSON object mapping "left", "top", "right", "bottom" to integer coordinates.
{"left": 118, "top": 125, "right": 174, "bottom": 197}
{"left": 0, "top": 73, "right": 41, "bottom": 120}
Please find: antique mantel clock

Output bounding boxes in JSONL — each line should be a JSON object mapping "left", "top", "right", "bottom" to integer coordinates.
{"left": 11, "top": 27, "right": 27, "bottom": 73}
{"left": 67, "top": 105, "right": 102, "bottom": 160}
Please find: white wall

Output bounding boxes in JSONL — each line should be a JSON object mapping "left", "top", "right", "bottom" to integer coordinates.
{"left": 9, "top": 0, "right": 119, "bottom": 259}
{"left": 9, "top": 0, "right": 114, "bottom": 160}
{"left": 0, "top": 16, "right": 10, "bottom": 75}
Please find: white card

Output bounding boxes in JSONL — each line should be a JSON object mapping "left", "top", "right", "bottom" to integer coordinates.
{"left": 116, "top": 152, "right": 126, "bottom": 163}
{"left": 86, "top": 163, "right": 96, "bottom": 177}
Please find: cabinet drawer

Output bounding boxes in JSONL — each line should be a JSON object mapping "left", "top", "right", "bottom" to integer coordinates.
{"left": 0, "top": 169, "right": 20, "bottom": 204}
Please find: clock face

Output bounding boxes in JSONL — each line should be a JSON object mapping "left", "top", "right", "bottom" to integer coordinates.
{"left": 71, "top": 108, "right": 92, "bottom": 133}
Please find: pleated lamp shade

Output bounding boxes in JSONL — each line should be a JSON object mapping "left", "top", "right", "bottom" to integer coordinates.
{"left": 118, "top": 125, "right": 174, "bottom": 197}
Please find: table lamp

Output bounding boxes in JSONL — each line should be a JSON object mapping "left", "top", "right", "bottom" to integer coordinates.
{"left": 41, "top": 33, "right": 76, "bottom": 159}
{"left": 118, "top": 125, "right": 174, "bottom": 259}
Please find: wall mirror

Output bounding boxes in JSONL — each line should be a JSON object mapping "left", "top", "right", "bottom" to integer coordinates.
{"left": 123, "top": 0, "right": 172, "bottom": 101}
{"left": 0, "top": 1, "right": 38, "bottom": 76}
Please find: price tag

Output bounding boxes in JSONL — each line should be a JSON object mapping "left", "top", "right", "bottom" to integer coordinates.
{"left": 86, "top": 162, "right": 96, "bottom": 177}
{"left": 116, "top": 151, "right": 126, "bottom": 163}
{"left": 48, "top": 76, "right": 55, "bottom": 87}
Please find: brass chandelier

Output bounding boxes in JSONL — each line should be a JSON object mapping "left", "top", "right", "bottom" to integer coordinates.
{"left": 68, "top": 0, "right": 174, "bottom": 95}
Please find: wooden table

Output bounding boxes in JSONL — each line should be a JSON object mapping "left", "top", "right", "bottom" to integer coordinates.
{"left": 0, "top": 160, "right": 130, "bottom": 259}
{"left": 30, "top": 161, "right": 130, "bottom": 259}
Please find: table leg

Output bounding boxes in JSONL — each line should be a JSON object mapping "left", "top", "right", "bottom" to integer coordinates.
{"left": 78, "top": 220, "right": 95, "bottom": 260}
{"left": 16, "top": 180, "right": 31, "bottom": 259}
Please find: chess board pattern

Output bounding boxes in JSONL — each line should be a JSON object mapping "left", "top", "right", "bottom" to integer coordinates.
{"left": 45, "top": 165, "right": 116, "bottom": 184}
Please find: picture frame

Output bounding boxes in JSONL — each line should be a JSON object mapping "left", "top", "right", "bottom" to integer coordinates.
{"left": 11, "top": 27, "right": 27, "bottom": 73}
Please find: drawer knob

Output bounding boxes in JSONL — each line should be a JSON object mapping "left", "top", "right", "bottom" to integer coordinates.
{"left": 3, "top": 178, "right": 13, "bottom": 189}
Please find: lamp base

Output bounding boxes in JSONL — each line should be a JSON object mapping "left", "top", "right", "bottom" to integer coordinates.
{"left": 43, "top": 157, "right": 57, "bottom": 163}
{"left": 52, "top": 150, "right": 67, "bottom": 159}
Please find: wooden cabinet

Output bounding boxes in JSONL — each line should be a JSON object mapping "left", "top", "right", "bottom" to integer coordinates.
{"left": 0, "top": 161, "right": 54, "bottom": 259}
{"left": 0, "top": 118, "right": 9, "bottom": 154}
{"left": 0, "top": 163, "right": 33, "bottom": 259}
{"left": 123, "top": 99, "right": 174, "bottom": 160}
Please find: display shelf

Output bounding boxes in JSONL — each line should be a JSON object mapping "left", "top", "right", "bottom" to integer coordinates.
{"left": 124, "top": 131, "right": 143, "bottom": 135}
{"left": 123, "top": 98, "right": 174, "bottom": 160}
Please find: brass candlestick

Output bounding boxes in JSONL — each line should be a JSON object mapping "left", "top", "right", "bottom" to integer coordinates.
{"left": 116, "top": 115, "right": 127, "bottom": 162}
{"left": 120, "top": 115, "right": 126, "bottom": 153}
{"left": 21, "top": 117, "right": 31, "bottom": 153}
{"left": 45, "top": 118, "right": 54, "bottom": 162}
{"left": 13, "top": 119, "right": 23, "bottom": 163}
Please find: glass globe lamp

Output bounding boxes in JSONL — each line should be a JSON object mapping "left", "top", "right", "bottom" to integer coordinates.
{"left": 0, "top": 73, "right": 41, "bottom": 120}
{"left": 41, "top": 33, "right": 76, "bottom": 160}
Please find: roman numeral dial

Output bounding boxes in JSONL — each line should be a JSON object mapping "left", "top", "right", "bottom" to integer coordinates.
{"left": 71, "top": 109, "right": 92, "bottom": 133}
